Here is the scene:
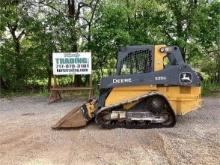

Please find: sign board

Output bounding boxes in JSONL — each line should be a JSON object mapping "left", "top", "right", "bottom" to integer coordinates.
{"left": 53, "top": 52, "right": 92, "bottom": 75}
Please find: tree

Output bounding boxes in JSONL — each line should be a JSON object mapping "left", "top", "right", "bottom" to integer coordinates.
{"left": 0, "top": 1, "right": 30, "bottom": 89}
{"left": 0, "top": 0, "right": 219, "bottom": 92}
{"left": 67, "top": 0, "right": 100, "bottom": 86}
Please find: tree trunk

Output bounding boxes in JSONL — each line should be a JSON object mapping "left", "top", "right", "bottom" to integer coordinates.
{"left": 8, "top": 24, "right": 25, "bottom": 90}
{"left": 217, "top": 52, "right": 220, "bottom": 83}
{"left": 47, "top": 73, "right": 52, "bottom": 91}
{"left": 68, "top": 0, "right": 82, "bottom": 87}
{"left": 14, "top": 40, "right": 23, "bottom": 82}
{"left": 0, "top": 76, "right": 8, "bottom": 90}
{"left": 217, "top": 19, "right": 220, "bottom": 83}
{"left": 47, "top": 53, "right": 53, "bottom": 91}
{"left": 13, "top": 38, "right": 23, "bottom": 89}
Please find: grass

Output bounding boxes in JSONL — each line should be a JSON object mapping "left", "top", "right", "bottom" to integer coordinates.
{"left": 0, "top": 87, "right": 99, "bottom": 101}
{"left": 1, "top": 81, "right": 219, "bottom": 99}
{"left": 202, "top": 82, "right": 220, "bottom": 97}
{"left": 0, "top": 88, "right": 49, "bottom": 99}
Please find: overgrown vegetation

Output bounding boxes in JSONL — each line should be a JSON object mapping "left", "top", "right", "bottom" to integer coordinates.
{"left": 0, "top": 0, "right": 219, "bottom": 96}
{"left": 202, "top": 82, "right": 220, "bottom": 96}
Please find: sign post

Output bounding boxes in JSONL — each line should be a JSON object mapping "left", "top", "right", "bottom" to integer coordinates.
{"left": 48, "top": 52, "right": 93, "bottom": 103}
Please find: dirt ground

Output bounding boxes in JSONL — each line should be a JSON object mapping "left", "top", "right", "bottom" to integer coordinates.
{"left": 0, "top": 96, "right": 219, "bottom": 165}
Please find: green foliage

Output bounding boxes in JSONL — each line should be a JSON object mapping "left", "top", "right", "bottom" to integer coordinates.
{"left": 202, "top": 82, "right": 220, "bottom": 97}
{"left": 0, "top": 0, "right": 219, "bottom": 93}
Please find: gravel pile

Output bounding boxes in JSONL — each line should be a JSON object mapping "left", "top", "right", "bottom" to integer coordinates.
{"left": 0, "top": 96, "right": 219, "bottom": 165}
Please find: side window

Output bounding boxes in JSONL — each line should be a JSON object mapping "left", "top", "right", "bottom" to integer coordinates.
{"left": 163, "top": 56, "right": 170, "bottom": 68}
{"left": 120, "top": 50, "right": 152, "bottom": 75}
{"left": 121, "top": 64, "right": 131, "bottom": 75}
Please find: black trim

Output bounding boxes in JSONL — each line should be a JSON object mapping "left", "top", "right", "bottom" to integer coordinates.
{"left": 100, "top": 64, "right": 201, "bottom": 89}
{"left": 116, "top": 45, "right": 154, "bottom": 75}
{"left": 97, "top": 88, "right": 112, "bottom": 108}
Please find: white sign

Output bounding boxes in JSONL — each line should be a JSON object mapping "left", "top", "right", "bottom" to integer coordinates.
{"left": 53, "top": 52, "right": 92, "bottom": 75}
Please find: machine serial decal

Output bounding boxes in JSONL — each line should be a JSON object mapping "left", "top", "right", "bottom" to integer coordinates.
{"left": 113, "top": 78, "right": 132, "bottom": 84}
{"left": 155, "top": 76, "right": 167, "bottom": 81}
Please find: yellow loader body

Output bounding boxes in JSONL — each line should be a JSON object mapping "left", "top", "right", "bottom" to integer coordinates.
{"left": 105, "top": 85, "right": 201, "bottom": 115}
{"left": 53, "top": 45, "right": 202, "bottom": 129}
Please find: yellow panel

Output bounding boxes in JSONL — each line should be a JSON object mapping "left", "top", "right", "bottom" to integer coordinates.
{"left": 105, "top": 85, "right": 202, "bottom": 116}
{"left": 105, "top": 85, "right": 157, "bottom": 106}
{"left": 154, "top": 45, "right": 166, "bottom": 71}
{"left": 157, "top": 86, "right": 202, "bottom": 115}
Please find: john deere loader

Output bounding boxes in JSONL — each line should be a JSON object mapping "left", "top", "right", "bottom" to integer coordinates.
{"left": 53, "top": 45, "right": 202, "bottom": 129}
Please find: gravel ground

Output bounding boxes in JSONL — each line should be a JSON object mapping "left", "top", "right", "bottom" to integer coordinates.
{"left": 0, "top": 96, "right": 219, "bottom": 165}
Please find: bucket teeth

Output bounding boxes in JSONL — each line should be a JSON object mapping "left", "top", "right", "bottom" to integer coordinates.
{"left": 52, "top": 105, "right": 88, "bottom": 129}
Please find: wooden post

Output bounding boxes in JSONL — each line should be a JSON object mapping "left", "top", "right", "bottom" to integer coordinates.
{"left": 88, "top": 73, "right": 93, "bottom": 99}
{"left": 48, "top": 76, "right": 62, "bottom": 104}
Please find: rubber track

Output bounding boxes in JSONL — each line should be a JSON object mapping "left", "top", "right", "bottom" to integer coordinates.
{"left": 97, "top": 112, "right": 176, "bottom": 129}
{"left": 95, "top": 93, "right": 176, "bottom": 129}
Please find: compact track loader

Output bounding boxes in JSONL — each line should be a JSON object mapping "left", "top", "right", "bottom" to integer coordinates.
{"left": 53, "top": 45, "right": 202, "bottom": 129}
